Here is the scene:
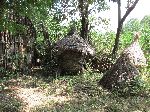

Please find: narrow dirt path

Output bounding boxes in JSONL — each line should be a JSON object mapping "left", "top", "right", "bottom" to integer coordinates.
{"left": 1, "top": 78, "right": 72, "bottom": 112}
{"left": 16, "top": 87, "right": 71, "bottom": 111}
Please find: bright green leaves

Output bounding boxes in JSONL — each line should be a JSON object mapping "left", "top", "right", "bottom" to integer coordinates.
{"left": 123, "top": 18, "right": 140, "bottom": 33}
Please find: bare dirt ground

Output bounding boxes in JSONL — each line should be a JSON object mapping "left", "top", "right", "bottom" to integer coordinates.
{"left": 0, "top": 76, "right": 73, "bottom": 112}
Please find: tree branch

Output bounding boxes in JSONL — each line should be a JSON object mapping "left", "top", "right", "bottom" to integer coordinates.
{"left": 120, "top": 0, "right": 140, "bottom": 27}
{"left": 88, "top": 4, "right": 99, "bottom": 14}
{"left": 112, "top": 0, "right": 140, "bottom": 58}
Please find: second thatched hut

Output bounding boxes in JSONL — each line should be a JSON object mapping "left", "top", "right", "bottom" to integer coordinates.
{"left": 53, "top": 29, "right": 95, "bottom": 75}
{"left": 99, "top": 33, "right": 147, "bottom": 93}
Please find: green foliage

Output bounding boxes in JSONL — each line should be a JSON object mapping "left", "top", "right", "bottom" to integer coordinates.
{"left": 0, "top": 95, "right": 21, "bottom": 112}
{"left": 88, "top": 0, "right": 109, "bottom": 12}
{"left": 0, "top": 2, "right": 150, "bottom": 112}
{"left": 4, "top": 71, "right": 148, "bottom": 112}
{"left": 90, "top": 31, "right": 115, "bottom": 53}
{"left": 123, "top": 18, "right": 140, "bottom": 33}
{"left": 89, "top": 16, "right": 150, "bottom": 95}
{"left": 119, "top": 17, "right": 150, "bottom": 94}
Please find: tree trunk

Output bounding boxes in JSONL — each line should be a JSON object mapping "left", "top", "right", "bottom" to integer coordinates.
{"left": 79, "top": 0, "right": 89, "bottom": 41}
{"left": 112, "top": 0, "right": 121, "bottom": 58}
{"left": 8, "top": 11, "right": 36, "bottom": 69}
{"left": 40, "top": 23, "right": 52, "bottom": 48}
{"left": 112, "top": 0, "right": 140, "bottom": 58}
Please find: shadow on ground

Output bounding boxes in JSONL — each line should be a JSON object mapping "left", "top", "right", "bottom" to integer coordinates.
{"left": 0, "top": 69, "right": 150, "bottom": 112}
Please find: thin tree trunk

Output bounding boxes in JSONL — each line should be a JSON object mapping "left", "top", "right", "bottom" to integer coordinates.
{"left": 112, "top": 0, "right": 121, "bottom": 58}
{"left": 40, "top": 23, "right": 52, "bottom": 48}
{"left": 112, "top": 0, "right": 140, "bottom": 58}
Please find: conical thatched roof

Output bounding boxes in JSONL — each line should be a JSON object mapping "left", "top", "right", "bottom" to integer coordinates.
{"left": 54, "top": 31, "right": 95, "bottom": 56}
{"left": 52, "top": 30, "right": 95, "bottom": 75}
{"left": 99, "top": 32, "right": 146, "bottom": 91}
{"left": 99, "top": 55, "right": 139, "bottom": 90}
{"left": 121, "top": 33, "right": 147, "bottom": 67}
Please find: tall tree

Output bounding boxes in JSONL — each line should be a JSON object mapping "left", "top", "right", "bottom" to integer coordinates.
{"left": 0, "top": 0, "right": 54, "bottom": 70}
{"left": 79, "top": 0, "right": 108, "bottom": 41}
{"left": 110, "top": 0, "right": 140, "bottom": 58}
{"left": 79, "top": 0, "right": 89, "bottom": 40}
{"left": 52, "top": 0, "right": 108, "bottom": 40}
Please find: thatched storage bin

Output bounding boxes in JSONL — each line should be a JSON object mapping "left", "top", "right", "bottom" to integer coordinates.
{"left": 99, "top": 33, "right": 147, "bottom": 91}
{"left": 53, "top": 31, "right": 95, "bottom": 75}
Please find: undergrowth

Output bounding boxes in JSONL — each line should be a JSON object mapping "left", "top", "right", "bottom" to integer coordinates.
{"left": 0, "top": 30, "right": 150, "bottom": 111}
{"left": 0, "top": 69, "right": 150, "bottom": 112}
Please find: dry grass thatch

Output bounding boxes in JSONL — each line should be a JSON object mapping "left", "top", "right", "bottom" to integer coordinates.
{"left": 99, "top": 32, "right": 146, "bottom": 91}
{"left": 90, "top": 54, "right": 113, "bottom": 73}
{"left": 53, "top": 31, "right": 95, "bottom": 75}
{"left": 54, "top": 31, "right": 95, "bottom": 56}
{"left": 99, "top": 55, "right": 139, "bottom": 90}
{"left": 121, "top": 32, "right": 147, "bottom": 67}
